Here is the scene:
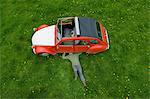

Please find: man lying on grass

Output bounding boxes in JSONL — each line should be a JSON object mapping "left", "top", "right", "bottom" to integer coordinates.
{"left": 62, "top": 53, "right": 86, "bottom": 86}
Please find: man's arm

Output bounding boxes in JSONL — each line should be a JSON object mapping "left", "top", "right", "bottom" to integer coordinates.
{"left": 62, "top": 53, "right": 68, "bottom": 59}
{"left": 77, "top": 53, "right": 82, "bottom": 56}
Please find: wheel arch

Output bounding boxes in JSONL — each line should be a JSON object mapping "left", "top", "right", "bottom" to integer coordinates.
{"left": 32, "top": 46, "right": 57, "bottom": 55}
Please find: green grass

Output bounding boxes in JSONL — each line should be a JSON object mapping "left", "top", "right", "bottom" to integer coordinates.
{"left": 0, "top": 0, "right": 149, "bottom": 98}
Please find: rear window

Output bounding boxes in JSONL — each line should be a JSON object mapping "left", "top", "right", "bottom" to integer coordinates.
{"left": 96, "top": 22, "right": 102, "bottom": 40}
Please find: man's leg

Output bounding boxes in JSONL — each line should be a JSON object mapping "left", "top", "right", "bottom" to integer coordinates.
{"left": 72, "top": 65, "right": 78, "bottom": 80}
{"left": 76, "top": 65, "right": 86, "bottom": 86}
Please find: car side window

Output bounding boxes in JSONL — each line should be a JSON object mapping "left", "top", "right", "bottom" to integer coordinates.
{"left": 90, "top": 40, "right": 99, "bottom": 44}
{"left": 60, "top": 40, "right": 74, "bottom": 45}
{"left": 76, "top": 40, "right": 89, "bottom": 45}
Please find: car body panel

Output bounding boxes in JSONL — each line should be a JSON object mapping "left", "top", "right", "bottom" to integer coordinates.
{"left": 87, "top": 44, "right": 107, "bottom": 54}
{"left": 57, "top": 45, "right": 74, "bottom": 53}
{"left": 32, "top": 46, "right": 57, "bottom": 55}
{"left": 74, "top": 45, "right": 89, "bottom": 53}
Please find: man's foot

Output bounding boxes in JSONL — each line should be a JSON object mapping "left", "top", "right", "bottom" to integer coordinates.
{"left": 74, "top": 76, "right": 77, "bottom": 80}
{"left": 82, "top": 81, "right": 87, "bottom": 87}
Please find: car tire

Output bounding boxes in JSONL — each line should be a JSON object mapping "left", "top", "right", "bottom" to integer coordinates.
{"left": 39, "top": 53, "right": 49, "bottom": 56}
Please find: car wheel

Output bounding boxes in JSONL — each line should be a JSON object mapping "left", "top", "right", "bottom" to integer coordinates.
{"left": 39, "top": 53, "right": 49, "bottom": 56}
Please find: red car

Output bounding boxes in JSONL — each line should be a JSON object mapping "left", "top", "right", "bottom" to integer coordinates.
{"left": 32, "top": 17, "right": 109, "bottom": 56}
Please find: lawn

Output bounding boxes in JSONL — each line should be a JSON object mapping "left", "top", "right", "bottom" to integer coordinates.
{"left": 0, "top": 0, "right": 149, "bottom": 98}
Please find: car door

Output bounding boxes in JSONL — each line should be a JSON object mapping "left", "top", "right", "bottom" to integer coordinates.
{"left": 74, "top": 40, "right": 90, "bottom": 53}
{"left": 56, "top": 40, "right": 74, "bottom": 53}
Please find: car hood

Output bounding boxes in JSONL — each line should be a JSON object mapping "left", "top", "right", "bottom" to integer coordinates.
{"left": 32, "top": 25, "right": 56, "bottom": 46}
